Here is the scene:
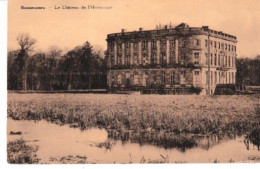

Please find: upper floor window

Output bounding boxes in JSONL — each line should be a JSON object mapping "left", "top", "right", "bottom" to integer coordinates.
{"left": 214, "top": 41, "right": 216, "bottom": 48}
{"left": 125, "top": 43, "right": 130, "bottom": 49}
{"left": 214, "top": 54, "right": 217, "bottom": 65}
{"left": 210, "top": 53, "right": 213, "bottom": 65}
{"left": 205, "top": 39, "right": 208, "bottom": 47}
{"left": 151, "top": 41, "right": 156, "bottom": 49}
{"left": 194, "top": 71, "right": 200, "bottom": 75}
{"left": 218, "top": 42, "right": 221, "bottom": 49}
{"left": 117, "top": 44, "right": 122, "bottom": 52}
{"left": 181, "top": 70, "right": 186, "bottom": 76}
{"left": 196, "top": 39, "right": 200, "bottom": 46}
{"left": 170, "top": 40, "right": 175, "bottom": 47}
{"left": 194, "top": 61, "right": 200, "bottom": 65}
{"left": 133, "top": 42, "right": 138, "bottom": 49}
{"left": 194, "top": 52, "right": 200, "bottom": 58}
{"left": 142, "top": 41, "right": 148, "bottom": 49}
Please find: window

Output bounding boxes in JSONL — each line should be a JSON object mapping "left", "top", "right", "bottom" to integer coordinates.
{"left": 205, "top": 53, "right": 209, "bottom": 65}
{"left": 118, "top": 44, "right": 122, "bottom": 52}
{"left": 161, "top": 72, "right": 166, "bottom": 85}
{"left": 181, "top": 70, "right": 186, "bottom": 76}
{"left": 142, "top": 73, "right": 147, "bottom": 86}
{"left": 118, "top": 56, "right": 122, "bottom": 65}
{"left": 210, "top": 71, "right": 213, "bottom": 85}
{"left": 133, "top": 42, "right": 138, "bottom": 49}
{"left": 205, "top": 39, "right": 208, "bottom": 47}
{"left": 218, "top": 42, "right": 220, "bottom": 49}
{"left": 194, "top": 71, "right": 200, "bottom": 75}
{"left": 134, "top": 75, "right": 139, "bottom": 85}
{"left": 118, "top": 75, "right": 122, "bottom": 84}
{"left": 170, "top": 51, "right": 175, "bottom": 64}
{"left": 126, "top": 54, "right": 130, "bottom": 66}
{"left": 151, "top": 41, "right": 156, "bottom": 49}
{"left": 219, "top": 72, "right": 221, "bottom": 83}
{"left": 228, "top": 45, "right": 230, "bottom": 51}
{"left": 218, "top": 54, "right": 220, "bottom": 66}
{"left": 126, "top": 72, "right": 130, "bottom": 78}
{"left": 194, "top": 52, "right": 200, "bottom": 58}
{"left": 215, "top": 72, "right": 217, "bottom": 84}
{"left": 142, "top": 41, "right": 148, "bottom": 49}
{"left": 228, "top": 56, "right": 231, "bottom": 67}
{"left": 170, "top": 73, "right": 175, "bottom": 85}
{"left": 170, "top": 40, "right": 175, "bottom": 47}
{"left": 160, "top": 52, "right": 166, "bottom": 65}
{"left": 210, "top": 53, "right": 213, "bottom": 65}
{"left": 194, "top": 61, "right": 199, "bottom": 65}
{"left": 151, "top": 53, "right": 156, "bottom": 65}
{"left": 143, "top": 54, "right": 148, "bottom": 65}
{"left": 210, "top": 40, "right": 213, "bottom": 46}
{"left": 214, "top": 54, "right": 217, "bottom": 66}
{"left": 225, "top": 44, "right": 227, "bottom": 50}
{"left": 134, "top": 54, "right": 139, "bottom": 65}
{"left": 214, "top": 41, "right": 216, "bottom": 48}
{"left": 196, "top": 39, "right": 200, "bottom": 45}
{"left": 126, "top": 43, "right": 130, "bottom": 49}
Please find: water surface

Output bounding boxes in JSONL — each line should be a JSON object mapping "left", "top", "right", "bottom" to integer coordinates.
{"left": 7, "top": 118, "right": 260, "bottom": 163}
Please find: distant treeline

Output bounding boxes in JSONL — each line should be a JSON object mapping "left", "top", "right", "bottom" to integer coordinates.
{"left": 236, "top": 56, "right": 260, "bottom": 86}
{"left": 8, "top": 34, "right": 107, "bottom": 91}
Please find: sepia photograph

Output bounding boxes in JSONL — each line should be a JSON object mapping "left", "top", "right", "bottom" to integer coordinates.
{"left": 5, "top": 0, "right": 260, "bottom": 165}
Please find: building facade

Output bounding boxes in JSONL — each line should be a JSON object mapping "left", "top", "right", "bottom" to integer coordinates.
{"left": 106, "top": 23, "right": 237, "bottom": 95}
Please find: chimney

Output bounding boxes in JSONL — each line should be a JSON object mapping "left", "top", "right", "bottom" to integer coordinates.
{"left": 202, "top": 26, "right": 209, "bottom": 30}
{"left": 139, "top": 28, "right": 143, "bottom": 31}
{"left": 121, "top": 29, "right": 125, "bottom": 33}
{"left": 164, "top": 25, "right": 168, "bottom": 29}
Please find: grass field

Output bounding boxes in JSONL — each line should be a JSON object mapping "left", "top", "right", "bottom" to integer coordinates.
{"left": 7, "top": 93, "right": 260, "bottom": 136}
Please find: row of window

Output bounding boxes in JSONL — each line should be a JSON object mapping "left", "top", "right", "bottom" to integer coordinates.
{"left": 206, "top": 71, "right": 236, "bottom": 85}
{"left": 112, "top": 71, "right": 186, "bottom": 86}
{"left": 111, "top": 40, "right": 176, "bottom": 51}
{"left": 205, "top": 53, "right": 235, "bottom": 67}
{"left": 112, "top": 52, "right": 179, "bottom": 66}
{"left": 205, "top": 39, "right": 236, "bottom": 52}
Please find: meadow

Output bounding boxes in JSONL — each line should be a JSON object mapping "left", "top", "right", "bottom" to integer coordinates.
{"left": 8, "top": 93, "right": 260, "bottom": 137}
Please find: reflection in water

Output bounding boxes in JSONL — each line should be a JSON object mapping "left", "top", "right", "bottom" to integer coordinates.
{"left": 108, "top": 130, "right": 238, "bottom": 152}
{"left": 7, "top": 118, "right": 260, "bottom": 163}
{"left": 245, "top": 127, "right": 260, "bottom": 151}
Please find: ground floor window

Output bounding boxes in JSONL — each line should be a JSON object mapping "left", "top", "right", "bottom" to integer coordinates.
{"left": 170, "top": 74, "right": 175, "bottom": 85}
{"left": 134, "top": 75, "right": 139, "bottom": 85}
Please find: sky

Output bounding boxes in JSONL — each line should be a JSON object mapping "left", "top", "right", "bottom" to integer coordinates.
{"left": 8, "top": 0, "right": 260, "bottom": 58}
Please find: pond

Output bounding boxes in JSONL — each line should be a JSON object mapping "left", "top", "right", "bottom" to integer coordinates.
{"left": 7, "top": 118, "right": 260, "bottom": 163}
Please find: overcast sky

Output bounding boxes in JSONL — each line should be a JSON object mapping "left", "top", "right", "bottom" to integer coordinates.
{"left": 8, "top": 0, "right": 260, "bottom": 58}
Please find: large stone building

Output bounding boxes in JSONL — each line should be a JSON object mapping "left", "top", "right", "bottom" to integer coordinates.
{"left": 106, "top": 23, "right": 237, "bottom": 95}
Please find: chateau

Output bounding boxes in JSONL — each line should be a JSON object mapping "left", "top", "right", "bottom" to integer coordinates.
{"left": 106, "top": 23, "right": 237, "bottom": 95}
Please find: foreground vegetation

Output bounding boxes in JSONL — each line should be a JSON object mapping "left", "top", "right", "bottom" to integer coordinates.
{"left": 8, "top": 94, "right": 260, "bottom": 137}
{"left": 7, "top": 139, "right": 39, "bottom": 164}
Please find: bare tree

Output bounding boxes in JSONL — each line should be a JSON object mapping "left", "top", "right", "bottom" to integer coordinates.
{"left": 17, "top": 34, "right": 36, "bottom": 52}
{"left": 16, "top": 34, "right": 36, "bottom": 90}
